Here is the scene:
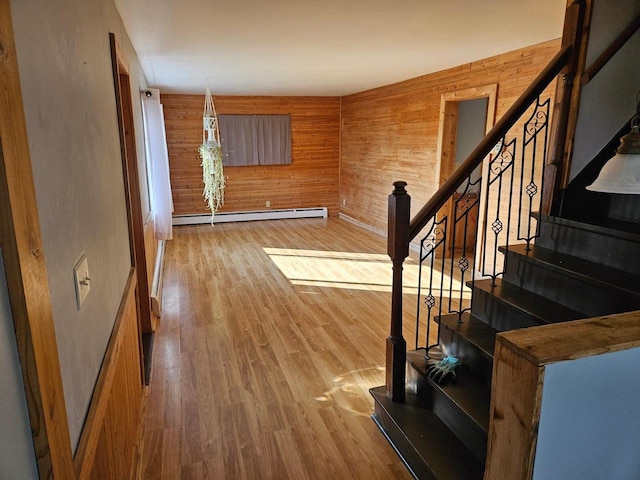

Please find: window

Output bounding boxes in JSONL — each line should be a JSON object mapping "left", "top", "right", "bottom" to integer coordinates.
{"left": 218, "top": 114, "right": 291, "bottom": 166}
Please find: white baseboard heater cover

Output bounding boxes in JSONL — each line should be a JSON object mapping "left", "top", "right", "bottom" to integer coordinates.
{"left": 172, "top": 207, "right": 328, "bottom": 226}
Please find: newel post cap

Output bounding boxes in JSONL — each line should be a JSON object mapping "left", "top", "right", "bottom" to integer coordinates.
{"left": 392, "top": 181, "right": 408, "bottom": 195}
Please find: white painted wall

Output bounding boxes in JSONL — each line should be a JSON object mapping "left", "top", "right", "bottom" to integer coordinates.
{"left": 533, "top": 348, "right": 640, "bottom": 480}
{"left": 455, "top": 97, "right": 488, "bottom": 189}
{"left": 570, "top": 0, "right": 640, "bottom": 180}
{"left": 10, "top": 0, "right": 149, "bottom": 451}
{"left": 0, "top": 249, "right": 38, "bottom": 480}
{"left": 455, "top": 98, "right": 488, "bottom": 167}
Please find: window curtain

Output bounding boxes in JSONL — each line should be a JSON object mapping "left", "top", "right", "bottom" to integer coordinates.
{"left": 141, "top": 88, "right": 173, "bottom": 240}
{"left": 219, "top": 114, "right": 291, "bottom": 166}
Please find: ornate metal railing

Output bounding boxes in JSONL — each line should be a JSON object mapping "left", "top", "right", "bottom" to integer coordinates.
{"left": 417, "top": 95, "right": 551, "bottom": 358}
{"left": 385, "top": 45, "right": 574, "bottom": 402}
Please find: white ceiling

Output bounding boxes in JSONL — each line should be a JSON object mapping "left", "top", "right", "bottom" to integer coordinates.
{"left": 113, "top": 0, "right": 567, "bottom": 96}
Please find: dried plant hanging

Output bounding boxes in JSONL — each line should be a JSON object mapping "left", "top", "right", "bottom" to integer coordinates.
{"left": 199, "top": 85, "right": 225, "bottom": 221}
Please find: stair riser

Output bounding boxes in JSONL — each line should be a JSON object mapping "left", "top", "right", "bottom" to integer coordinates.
{"left": 608, "top": 195, "right": 640, "bottom": 224}
{"left": 471, "top": 287, "right": 541, "bottom": 331}
{"left": 440, "top": 326, "right": 493, "bottom": 389}
{"left": 503, "top": 251, "right": 640, "bottom": 317}
{"left": 408, "top": 367, "right": 487, "bottom": 463}
{"left": 536, "top": 218, "right": 640, "bottom": 275}
{"left": 372, "top": 403, "right": 438, "bottom": 480}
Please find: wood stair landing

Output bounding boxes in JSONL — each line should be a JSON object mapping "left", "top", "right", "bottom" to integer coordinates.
{"left": 371, "top": 386, "right": 484, "bottom": 480}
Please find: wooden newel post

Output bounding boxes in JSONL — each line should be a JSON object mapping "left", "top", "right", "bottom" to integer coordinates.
{"left": 386, "top": 181, "right": 410, "bottom": 402}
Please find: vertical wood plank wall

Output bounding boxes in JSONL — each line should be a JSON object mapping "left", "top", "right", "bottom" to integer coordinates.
{"left": 89, "top": 273, "right": 142, "bottom": 480}
{"left": 74, "top": 272, "right": 144, "bottom": 480}
{"left": 340, "top": 39, "right": 561, "bottom": 232}
{"left": 163, "top": 95, "right": 341, "bottom": 216}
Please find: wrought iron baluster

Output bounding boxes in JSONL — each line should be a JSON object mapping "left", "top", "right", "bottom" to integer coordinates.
{"left": 409, "top": 98, "right": 553, "bottom": 364}
{"left": 415, "top": 216, "right": 447, "bottom": 359}
{"left": 519, "top": 95, "right": 551, "bottom": 248}
{"left": 481, "top": 136, "right": 515, "bottom": 284}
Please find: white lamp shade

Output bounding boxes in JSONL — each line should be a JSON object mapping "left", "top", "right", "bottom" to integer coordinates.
{"left": 586, "top": 153, "right": 640, "bottom": 194}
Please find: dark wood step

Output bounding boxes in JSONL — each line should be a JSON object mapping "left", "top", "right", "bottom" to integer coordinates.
{"left": 501, "top": 244, "right": 640, "bottom": 317}
{"left": 534, "top": 213, "right": 640, "bottom": 275}
{"left": 371, "top": 386, "right": 484, "bottom": 480}
{"left": 471, "top": 278, "right": 585, "bottom": 330}
{"left": 438, "top": 313, "right": 496, "bottom": 388}
{"left": 407, "top": 351, "right": 489, "bottom": 463}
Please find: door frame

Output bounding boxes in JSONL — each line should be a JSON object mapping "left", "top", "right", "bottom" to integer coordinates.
{"left": 435, "top": 85, "right": 498, "bottom": 255}
{"left": 0, "top": 2, "right": 75, "bottom": 478}
{"left": 109, "top": 34, "right": 153, "bottom": 387}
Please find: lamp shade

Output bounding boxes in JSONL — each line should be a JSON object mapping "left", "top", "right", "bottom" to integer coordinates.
{"left": 586, "top": 152, "right": 640, "bottom": 193}
{"left": 586, "top": 122, "right": 640, "bottom": 194}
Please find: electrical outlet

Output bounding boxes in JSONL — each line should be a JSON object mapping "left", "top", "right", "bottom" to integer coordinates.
{"left": 342, "top": 198, "right": 346, "bottom": 206}
{"left": 266, "top": 200, "right": 271, "bottom": 208}
{"left": 73, "top": 254, "right": 91, "bottom": 309}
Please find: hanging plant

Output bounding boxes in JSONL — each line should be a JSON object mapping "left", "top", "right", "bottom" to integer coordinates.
{"left": 199, "top": 142, "right": 225, "bottom": 213}
{"left": 199, "top": 85, "right": 225, "bottom": 220}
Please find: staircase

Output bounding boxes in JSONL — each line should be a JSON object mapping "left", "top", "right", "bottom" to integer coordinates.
{"left": 370, "top": 3, "right": 640, "bottom": 477}
{"left": 371, "top": 211, "right": 640, "bottom": 479}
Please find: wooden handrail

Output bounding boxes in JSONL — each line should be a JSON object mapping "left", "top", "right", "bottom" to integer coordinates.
{"left": 581, "top": 13, "right": 640, "bottom": 86}
{"left": 408, "top": 45, "right": 574, "bottom": 240}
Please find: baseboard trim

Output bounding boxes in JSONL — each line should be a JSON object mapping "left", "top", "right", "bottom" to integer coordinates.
{"left": 173, "top": 207, "right": 328, "bottom": 226}
{"left": 338, "top": 213, "right": 421, "bottom": 254}
{"left": 338, "top": 213, "right": 387, "bottom": 237}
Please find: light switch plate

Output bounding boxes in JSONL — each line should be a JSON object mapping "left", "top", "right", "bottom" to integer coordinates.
{"left": 73, "top": 254, "right": 90, "bottom": 309}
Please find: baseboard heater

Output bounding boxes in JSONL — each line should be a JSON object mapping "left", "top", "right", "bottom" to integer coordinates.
{"left": 150, "top": 240, "right": 165, "bottom": 318}
{"left": 172, "top": 207, "right": 328, "bottom": 226}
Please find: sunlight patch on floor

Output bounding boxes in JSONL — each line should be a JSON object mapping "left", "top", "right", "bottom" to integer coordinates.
{"left": 314, "top": 365, "right": 386, "bottom": 417}
{"left": 263, "top": 247, "right": 471, "bottom": 299}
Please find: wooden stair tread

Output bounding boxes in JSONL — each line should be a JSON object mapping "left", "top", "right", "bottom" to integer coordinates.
{"left": 408, "top": 351, "right": 490, "bottom": 433}
{"left": 371, "top": 386, "right": 484, "bottom": 480}
{"left": 472, "top": 278, "right": 585, "bottom": 326}
{"left": 438, "top": 313, "right": 497, "bottom": 359}
{"left": 501, "top": 244, "right": 640, "bottom": 298}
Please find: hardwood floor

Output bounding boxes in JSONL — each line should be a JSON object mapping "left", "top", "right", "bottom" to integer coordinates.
{"left": 141, "top": 217, "right": 415, "bottom": 479}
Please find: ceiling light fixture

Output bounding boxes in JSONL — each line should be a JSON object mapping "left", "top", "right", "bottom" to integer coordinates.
{"left": 587, "top": 92, "right": 640, "bottom": 194}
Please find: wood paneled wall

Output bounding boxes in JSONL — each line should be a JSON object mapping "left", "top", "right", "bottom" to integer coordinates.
{"left": 340, "top": 39, "right": 562, "bottom": 231}
{"left": 74, "top": 271, "right": 144, "bottom": 480}
{"left": 163, "top": 95, "right": 340, "bottom": 216}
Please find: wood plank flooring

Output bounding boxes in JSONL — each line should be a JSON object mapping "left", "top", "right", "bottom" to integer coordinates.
{"left": 141, "top": 217, "right": 415, "bottom": 479}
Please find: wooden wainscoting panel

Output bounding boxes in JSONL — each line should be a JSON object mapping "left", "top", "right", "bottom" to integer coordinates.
{"left": 163, "top": 95, "right": 340, "bottom": 217}
{"left": 340, "top": 39, "right": 561, "bottom": 233}
{"left": 74, "top": 270, "right": 144, "bottom": 480}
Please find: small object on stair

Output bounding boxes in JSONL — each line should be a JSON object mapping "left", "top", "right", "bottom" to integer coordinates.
{"left": 427, "top": 356, "right": 461, "bottom": 385}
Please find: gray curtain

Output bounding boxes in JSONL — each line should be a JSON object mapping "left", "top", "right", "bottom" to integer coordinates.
{"left": 219, "top": 114, "right": 291, "bottom": 166}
